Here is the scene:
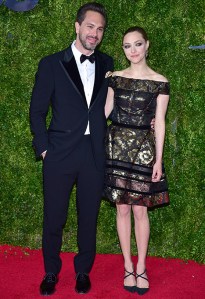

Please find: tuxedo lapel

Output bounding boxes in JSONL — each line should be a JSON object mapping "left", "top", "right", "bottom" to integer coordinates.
{"left": 60, "top": 47, "right": 87, "bottom": 106}
{"left": 90, "top": 52, "right": 105, "bottom": 107}
{"left": 60, "top": 47, "right": 107, "bottom": 109}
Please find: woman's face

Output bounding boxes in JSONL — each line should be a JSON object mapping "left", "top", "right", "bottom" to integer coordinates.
{"left": 122, "top": 31, "right": 149, "bottom": 64}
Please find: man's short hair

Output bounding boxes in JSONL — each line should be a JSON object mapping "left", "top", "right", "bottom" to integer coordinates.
{"left": 76, "top": 2, "right": 107, "bottom": 26}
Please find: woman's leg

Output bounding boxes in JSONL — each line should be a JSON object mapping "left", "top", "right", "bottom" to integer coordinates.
{"left": 132, "top": 205, "right": 150, "bottom": 288}
{"left": 116, "top": 204, "right": 136, "bottom": 286}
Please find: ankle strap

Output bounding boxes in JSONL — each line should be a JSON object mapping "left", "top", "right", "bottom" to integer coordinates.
{"left": 124, "top": 269, "right": 135, "bottom": 279}
{"left": 136, "top": 269, "right": 148, "bottom": 281}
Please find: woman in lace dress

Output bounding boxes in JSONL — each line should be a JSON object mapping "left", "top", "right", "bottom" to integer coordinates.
{"left": 104, "top": 26, "right": 170, "bottom": 295}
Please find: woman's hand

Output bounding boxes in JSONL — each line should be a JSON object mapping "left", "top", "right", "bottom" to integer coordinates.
{"left": 150, "top": 118, "right": 155, "bottom": 130}
{"left": 152, "top": 161, "right": 162, "bottom": 182}
{"left": 41, "top": 150, "right": 47, "bottom": 160}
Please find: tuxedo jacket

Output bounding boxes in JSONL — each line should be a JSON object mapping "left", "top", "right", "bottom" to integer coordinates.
{"left": 30, "top": 46, "right": 114, "bottom": 170}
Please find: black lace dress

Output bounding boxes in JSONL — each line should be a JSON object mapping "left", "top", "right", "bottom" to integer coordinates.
{"left": 104, "top": 76, "right": 170, "bottom": 207}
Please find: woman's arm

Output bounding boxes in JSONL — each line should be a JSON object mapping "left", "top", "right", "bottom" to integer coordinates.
{"left": 104, "top": 87, "right": 114, "bottom": 118}
{"left": 152, "top": 93, "right": 169, "bottom": 182}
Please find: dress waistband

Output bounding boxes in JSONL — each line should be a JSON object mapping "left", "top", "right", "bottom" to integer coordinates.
{"left": 111, "top": 121, "right": 151, "bottom": 130}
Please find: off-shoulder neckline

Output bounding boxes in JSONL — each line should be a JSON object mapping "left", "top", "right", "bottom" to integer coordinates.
{"left": 112, "top": 75, "right": 169, "bottom": 84}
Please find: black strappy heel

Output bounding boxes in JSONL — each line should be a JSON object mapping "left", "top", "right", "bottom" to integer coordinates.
{"left": 136, "top": 269, "right": 149, "bottom": 295}
{"left": 124, "top": 269, "right": 137, "bottom": 293}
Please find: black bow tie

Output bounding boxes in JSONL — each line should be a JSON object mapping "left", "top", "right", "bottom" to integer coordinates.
{"left": 80, "top": 53, "right": 95, "bottom": 64}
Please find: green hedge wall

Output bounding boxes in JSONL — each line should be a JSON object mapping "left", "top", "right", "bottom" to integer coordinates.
{"left": 0, "top": 0, "right": 204, "bottom": 263}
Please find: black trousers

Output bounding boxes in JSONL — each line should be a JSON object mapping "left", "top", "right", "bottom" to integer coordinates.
{"left": 42, "top": 136, "right": 104, "bottom": 274}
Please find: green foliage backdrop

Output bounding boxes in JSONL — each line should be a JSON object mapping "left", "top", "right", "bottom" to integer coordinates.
{"left": 0, "top": 0, "right": 204, "bottom": 262}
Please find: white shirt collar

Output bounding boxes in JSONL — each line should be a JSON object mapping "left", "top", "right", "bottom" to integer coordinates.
{"left": 71, "top": 41, "right": 94, "bottom": 64}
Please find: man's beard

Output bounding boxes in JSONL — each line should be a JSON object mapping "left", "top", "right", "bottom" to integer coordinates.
{"left": 79, "top": 34, "right": 98, "bottom": 51}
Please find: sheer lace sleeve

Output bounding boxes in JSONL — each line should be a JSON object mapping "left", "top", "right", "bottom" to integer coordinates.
{"left": 158, "top": 82, "right": 170, "bottom": 95}
{"left": 108, "top": 76, "right": 116, "bottom": 89}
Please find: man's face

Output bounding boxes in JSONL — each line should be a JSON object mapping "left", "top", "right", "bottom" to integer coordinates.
{"left": 75, "top": 11, "right": 105, "bottom": 54}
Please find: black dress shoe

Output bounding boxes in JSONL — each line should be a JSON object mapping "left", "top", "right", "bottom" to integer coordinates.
{"left": 124, "top": 269, "right": 137, "bottom": 293}
{"left": 75, "top": 273, "right": 91, "bottom": 294}
{"left": 40, "top": 272, "right": 58, "bottom": 296}
{"left": 136, "top": 269, "right": 149, "bottom": 295}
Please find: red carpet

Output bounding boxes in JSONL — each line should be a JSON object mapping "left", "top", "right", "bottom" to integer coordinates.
{"left": 0, "top": 245, "right": 204, "bottom": 299}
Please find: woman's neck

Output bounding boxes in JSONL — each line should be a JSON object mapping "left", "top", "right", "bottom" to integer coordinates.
{"left": 127, "top": 62, "right": 150, "bottom": 77}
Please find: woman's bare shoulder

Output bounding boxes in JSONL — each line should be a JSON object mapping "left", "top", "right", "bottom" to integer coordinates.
{"left": 149, "top": 70, "right": 169, "bottom": 82}
{"left": 112, "top": 70, "right": 124, "bottom": 77}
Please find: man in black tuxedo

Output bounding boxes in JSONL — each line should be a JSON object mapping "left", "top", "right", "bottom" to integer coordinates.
{"left": 30, "top": 2, "right": 113, "bottom": 295}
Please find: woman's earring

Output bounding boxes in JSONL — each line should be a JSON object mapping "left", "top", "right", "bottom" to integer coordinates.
{"left": 145, "top": 50, "right": 148, "bottom": 58}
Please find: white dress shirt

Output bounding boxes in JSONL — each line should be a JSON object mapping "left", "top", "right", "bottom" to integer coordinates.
{"left": 71, "top": 41, "right": 95, "bottom": 134}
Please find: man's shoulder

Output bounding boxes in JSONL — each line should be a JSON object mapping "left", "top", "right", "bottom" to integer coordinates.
{"left": 95, "top": 50, "right": 113, "bottom": 61}
{"left": 95, "top": 51, "right": 113, "bottom": 71}
{"left": 40, "top": 47, "right": 70, "bottom": 63}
